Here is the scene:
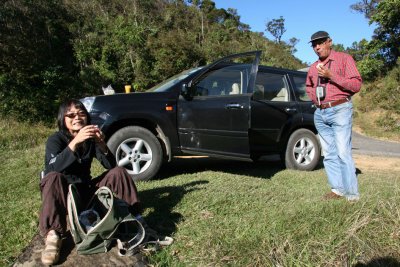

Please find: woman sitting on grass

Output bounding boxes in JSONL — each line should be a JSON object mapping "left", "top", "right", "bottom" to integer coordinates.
{"left": 39, "top": 99, "right": 158, "bottom": 265}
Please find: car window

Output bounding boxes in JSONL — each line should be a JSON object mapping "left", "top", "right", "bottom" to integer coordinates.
{"left": 193, "top": 65, "right": 247, "bottom": 96}
{"left": 147, "top": 67, "right": 203, "bottom": 92}
{"left": 254, "top": 72, "right": 290, "bottom": 102}
{"left": 292, "top": 75, "right": 311, "bottom": 101}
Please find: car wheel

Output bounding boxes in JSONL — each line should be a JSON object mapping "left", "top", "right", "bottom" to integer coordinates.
{"left": 284, "top": 129, "right": 320, "bottom": 171}
{"left": 107, "top": 126, "right": 163, "bottom": 181}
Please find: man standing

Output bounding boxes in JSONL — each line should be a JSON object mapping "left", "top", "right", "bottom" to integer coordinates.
{"left": 305, "top": 31, "right": 362, "bottom": 201}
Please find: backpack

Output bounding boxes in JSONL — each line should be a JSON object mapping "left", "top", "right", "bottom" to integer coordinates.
{"left": 67, "top": 184, "right": 145, "bottom": 255}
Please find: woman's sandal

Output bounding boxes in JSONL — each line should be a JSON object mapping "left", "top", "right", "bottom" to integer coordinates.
{"left": 41, "top": 230, "right": 62, "bottom": 266}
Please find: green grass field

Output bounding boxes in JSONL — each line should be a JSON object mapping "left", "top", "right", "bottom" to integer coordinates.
{"left": 1, "top": 118, "right": 400, "bottom": 266}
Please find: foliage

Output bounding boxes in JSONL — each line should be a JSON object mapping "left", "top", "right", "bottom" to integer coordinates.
{"left": 358, "top": 62, "right": 400, "bottom": 114}
{"left": 64, "top": 0, "right": 159, "bottom": 91}
{"left": 369, "top": 0, "right": 400, "bottom": 67}
{"left": 350, "top": 0, "right": 399, "bottom": 72}
{"left": 0, "top": 0, "right": 397, "bottom": 123}
{"left": 0, "top": 0, "right": 78, "bottom": 122}
{"left": 350, "top": 0, "right": 382, "bottom": 19}
{"left": 0, "top": 0, "right": 305, "bottom": 122}
{"left": 265, "top": 16, "right": 286, "bottom": 43}
{"left": 357, "top": 57, "right": 385, "bottom": 81}
{"left": 0, "top": 117, "right": 54, "bottom": 151}
{"left": 332, "top": 43, "right": 346, "bottom": 52}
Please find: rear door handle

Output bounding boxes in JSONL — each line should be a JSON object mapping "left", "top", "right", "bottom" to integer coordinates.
{"left": 225, "top": 103, "right": 244, "bottom": 109}
{"left": 285, "top": 108, "right": 297, "bottom": 113}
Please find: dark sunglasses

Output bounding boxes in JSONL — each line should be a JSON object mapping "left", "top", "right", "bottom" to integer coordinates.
{"left": 65, "top": 110, "right": 87, "bottom": 118}
{"left": 311, "top": 38, "right": 328, "bottom": 48}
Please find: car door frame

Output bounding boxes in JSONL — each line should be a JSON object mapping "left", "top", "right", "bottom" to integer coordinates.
{"left": 249, "top": 67, "right": 303, "bottom": 155}
{"left": 177, "top": 51, "right": 261, "bottom": 159}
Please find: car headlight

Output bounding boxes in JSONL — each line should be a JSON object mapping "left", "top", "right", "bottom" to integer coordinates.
{"left": 80, "top": 97, "right": 95, "bottom": 112}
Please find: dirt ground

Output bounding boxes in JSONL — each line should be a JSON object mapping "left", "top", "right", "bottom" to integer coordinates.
{"left": 349, "top": 127, "right": 400, "bottom": 172}
{"left": 13, "top": 233, "right": 148, "bottom": 267}
{"left": 353, "top": 154, "right": 400, "bottom": 172}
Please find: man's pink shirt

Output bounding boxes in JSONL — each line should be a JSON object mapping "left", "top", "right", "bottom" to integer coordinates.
{"left": 306, "top": 50, "right": 362, "bottom": 104}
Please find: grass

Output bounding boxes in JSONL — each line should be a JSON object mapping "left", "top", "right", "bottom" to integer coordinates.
{"left": 1, "top": 118, "right": 400, "bottom": 266}
{"left": 137, "top": 160, "right": 400, "bottom": 266}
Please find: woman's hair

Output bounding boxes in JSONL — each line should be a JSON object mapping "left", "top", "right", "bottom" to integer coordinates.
{"left": 57, "top": 99, "right": 91, "bottom": 137}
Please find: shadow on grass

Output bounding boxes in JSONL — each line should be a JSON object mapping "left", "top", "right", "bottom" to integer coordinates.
{"left": 157, "top": 155, "right": 325, "bottom": 180}
{"left": 354, "top": 256, "right": 400, "bottom": 267}
{"left": 157, "top": 156, "right": 282, "bottom": 180}
{"left": 139, "top": 180, "right": 209, "bottom": 236}
{"left": 141, "top": 156, "right": 325, "bottom": 235}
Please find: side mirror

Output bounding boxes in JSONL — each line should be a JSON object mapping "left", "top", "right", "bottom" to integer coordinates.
{"left": 181, "top": 83, "right": 193, "bottom": 100}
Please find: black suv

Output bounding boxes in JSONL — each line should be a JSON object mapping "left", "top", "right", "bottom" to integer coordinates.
{"left": 82, "top": 51, "right": 320, "bottom": 181}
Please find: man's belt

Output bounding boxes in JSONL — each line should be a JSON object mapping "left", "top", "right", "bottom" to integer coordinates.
{"left": 316, "top": 97, "right": 350, "bottom": 109}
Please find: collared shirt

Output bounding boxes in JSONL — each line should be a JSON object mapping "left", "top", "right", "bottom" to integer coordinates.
{"left": 306, "top": 50, "right": 362, "bottom": 104}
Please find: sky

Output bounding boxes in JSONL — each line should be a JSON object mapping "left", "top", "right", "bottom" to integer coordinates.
{"left": 213, "top": 0, "right": 376, "bottom": 65}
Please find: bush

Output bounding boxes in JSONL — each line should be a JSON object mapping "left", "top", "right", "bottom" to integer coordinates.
{"left": 0, "top": 117, "right": 54, "bottom": 151}
{"left": 359, "top": 64, "right": 400, "bottom": 114}
{"left": 357, "top": 57, "right": 385, "bottom": 82}
{"left": 376, "top": 112, "right": 400, "bottom": 132}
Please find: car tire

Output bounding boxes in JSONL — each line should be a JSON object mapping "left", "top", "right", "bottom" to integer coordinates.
{"left": 284, "top": 128, "right": 320, "bottom": 171}
{"left": 107, "top": 126, "right": 163, "bottom": 181}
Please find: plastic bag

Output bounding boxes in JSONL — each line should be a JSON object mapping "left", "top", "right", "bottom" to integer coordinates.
{"left": 102, "top": 85, "right": 115, "bottom": 95}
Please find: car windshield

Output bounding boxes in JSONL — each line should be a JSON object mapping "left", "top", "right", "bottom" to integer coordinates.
{"left": 146, "top": 67, "right": 203, "bottom": 92}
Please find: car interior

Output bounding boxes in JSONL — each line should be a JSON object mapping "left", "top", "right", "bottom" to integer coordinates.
{"left": 252, "top": 71, "right": 291, "bottom": 102}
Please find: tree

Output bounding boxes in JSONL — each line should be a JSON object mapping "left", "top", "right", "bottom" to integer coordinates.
{"left": 350, "top": 0, "right": 382, "bottom": 19}
{"left": 332, "top": 43, "right": 346, "bottom": 52}
{"left": 369, "top": 0, "right": 400, "bottom": 66}
{"left": 346, "top": 39, "right": 370, "bottom": 61}
{"left": 265, "top": 16, "right": 286, "bottom": 43}
{"left": 0, "top": 0, "right": 307, "bottom": 122}
{"left": 64, "top": 0, "right": 159, "bottom": 91}
{"left": 288, "top": 37, "right": 299, "bottom": 54}
{"left": 0, "top": 0, "right": 77, "bottom": 122}
{"left": 351, "top": 0, "right": 399, "bottom": 67}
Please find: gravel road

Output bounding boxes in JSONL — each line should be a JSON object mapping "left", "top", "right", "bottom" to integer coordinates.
{"left": 352, "top": 131, "right": 400, "bottom": 157}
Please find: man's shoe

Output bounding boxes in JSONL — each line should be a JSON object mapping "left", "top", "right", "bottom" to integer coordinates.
{"left": 41, "top": 230, "right": 61, "bottom": 266}
{"left": 323, "top": 191, "right": 342, "bottom": 200}
{"left": 346, "top": 195, "right": 360, "bottom": 203}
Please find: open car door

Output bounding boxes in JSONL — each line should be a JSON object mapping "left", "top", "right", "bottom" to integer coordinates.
{"left": 177, "top": 51, "right": 261, "bottom": 159}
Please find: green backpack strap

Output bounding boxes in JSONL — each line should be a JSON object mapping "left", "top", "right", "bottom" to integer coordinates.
{"left": 115, "top": 217, "right": 145, "bottom": 256}
{"left": 67, "top": 184, "right": 86, "bottom": 244}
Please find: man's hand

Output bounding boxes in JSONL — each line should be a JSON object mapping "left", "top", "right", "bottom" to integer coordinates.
{"left": 317, "top": 64, "right": 332, "bottom": 79}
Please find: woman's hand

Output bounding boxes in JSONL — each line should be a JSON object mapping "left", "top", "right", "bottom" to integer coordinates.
{"left": 93, "top": 126, "right": 109, "bottom": 154}
{"left": 93, "top": 126, "right": 105, "bottom": 144}
{"left": 68, "top": 125, "right": 100, "bottom": 151}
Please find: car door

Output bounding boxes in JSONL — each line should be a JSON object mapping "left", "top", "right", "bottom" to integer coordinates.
{"left": 177, "top": 51, "right": 261, "bottom": 158}
{"left": 250, "top": 68, "right": 302, "bottom": 154}
{"left": 288, "top": 73, "right": 316, "bottom": 115}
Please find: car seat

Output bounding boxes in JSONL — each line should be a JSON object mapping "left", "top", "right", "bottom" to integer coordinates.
{"left": 272, "top": 88, "right": 288, "bottom": 101}
{"left": 230, "top": 83, "right": 240, "bottom": 95}
{"left": 253, "top": 84, "right": 264, "bottom": 99}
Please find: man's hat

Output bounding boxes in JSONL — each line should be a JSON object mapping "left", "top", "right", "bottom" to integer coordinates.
{"left": 309, "top": 31, "right": 330, "bottom": 42}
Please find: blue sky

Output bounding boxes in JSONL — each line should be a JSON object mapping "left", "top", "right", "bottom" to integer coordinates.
{"left": 213, "top": 0, "right": 376, "bottom": 65}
